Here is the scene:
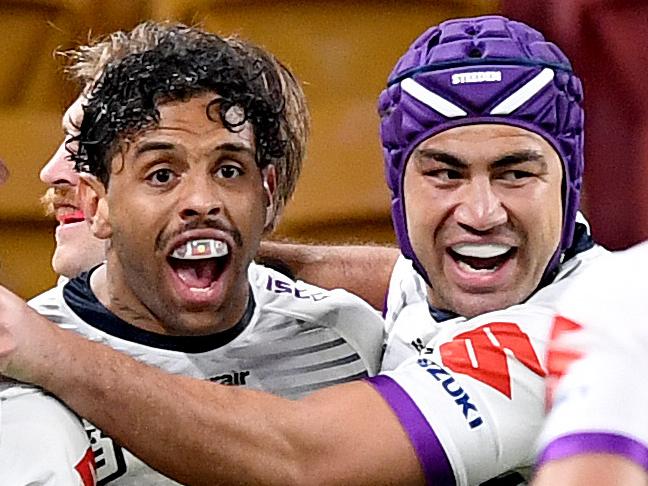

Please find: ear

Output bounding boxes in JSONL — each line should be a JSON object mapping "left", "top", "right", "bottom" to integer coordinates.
{"left": 78, "top": 173, "right": 112, "bottom": 240}
{"left": 261, "top": 164, "right": 277, "bottom": 229}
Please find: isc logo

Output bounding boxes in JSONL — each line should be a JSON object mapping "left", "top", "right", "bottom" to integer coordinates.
{"left": 451, "top": 71, "right": 502, "bottom": 85}
{"left": 265, "top": 275, "right": 329, "bottom": 301}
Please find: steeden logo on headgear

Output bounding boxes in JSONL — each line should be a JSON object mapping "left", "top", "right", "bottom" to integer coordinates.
{"left": 451, "top": 71, "right": 502, "bottom": 85}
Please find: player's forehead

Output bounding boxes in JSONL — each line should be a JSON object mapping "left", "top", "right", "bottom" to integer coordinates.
{"left": 409, "top": 123, "right": 561, "bottom": 168}
{"left": 62, "top": 95, "right": 86, "bottom": 135}
{"left": 125, "top": 94, "right": 256, "bottom": 159}
{"left": 417, "top": 123, "right": 554, "bottom": 154}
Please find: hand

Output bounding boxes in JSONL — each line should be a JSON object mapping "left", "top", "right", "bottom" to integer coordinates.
{"left": 0, "top": 285, "right": 64, "bottom": 385}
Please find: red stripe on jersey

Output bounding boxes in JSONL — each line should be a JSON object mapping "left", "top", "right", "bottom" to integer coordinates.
{"left": 440, "top": 322, "right": 545, "bottom": 399}
{"left": 545, "top": 315, "right": 583, "bottom": 407}
{"left": 75, "top": 447, "right": 96, "bottom": 486}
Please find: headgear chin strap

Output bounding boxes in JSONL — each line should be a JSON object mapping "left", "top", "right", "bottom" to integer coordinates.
{"left": 379, "top": 15, "right": 584, "bottom": 285}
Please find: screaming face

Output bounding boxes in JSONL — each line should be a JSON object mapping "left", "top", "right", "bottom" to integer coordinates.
{"left": 83, "top": 92, "right": 274, "bottom": 335}
{"left": 403, "top": 124, "right": 563, "bottom": 318}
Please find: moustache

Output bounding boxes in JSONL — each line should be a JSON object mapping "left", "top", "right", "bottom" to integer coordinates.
{"left": 155, "top": 219, "right": 243, "bottom": 254}
{"left": 40, "top": 186, "right": 77, "bottom": 216}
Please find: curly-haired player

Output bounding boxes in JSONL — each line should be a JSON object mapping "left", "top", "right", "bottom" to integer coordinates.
{"left": 27, "top": 22, "right": 383, "bottom": 484}
{"left": 40, "top": 21, "right": 308, "bottom": 278}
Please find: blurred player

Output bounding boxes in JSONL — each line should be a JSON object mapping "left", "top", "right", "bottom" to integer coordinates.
{"left": 40, "top": 95, "right": 106, "bottom": 279}
{"left": 0, "top": 15, "right": 614, "bottom": 486}
{"left": 25, "top": 22, "right": 384, "bottom": 484}
{"left": 534, "top": 241, "right": 648, "bottom": 486}
{"left": 0, "top": 159, "right": 95, "bottom": 485}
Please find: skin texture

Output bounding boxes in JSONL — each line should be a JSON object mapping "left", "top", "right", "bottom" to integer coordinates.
{"left": 39, "top": 95, "right": 106, "bottom": 278}
{"left": 403, "top": 124, "right": 563, "bottom": 318}
{"left": 533, "top": 454, "right": 648, "bottom": 486}
{"left": 80, "top": 92, "right": 276, "bottom": 335}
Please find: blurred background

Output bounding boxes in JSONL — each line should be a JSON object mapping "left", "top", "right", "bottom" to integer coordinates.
{"left": 0, "top": 0, "right": 646, "bottom": 298}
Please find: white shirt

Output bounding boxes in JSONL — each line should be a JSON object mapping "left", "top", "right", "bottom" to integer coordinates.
{"left": 537, "top": 241, "right": 648, "bottom": 472}
{"left": 370, "top": 224, "right": 609, "bottom": 485}
{"left": 29, "top": 262, "right": 385, "bottom": 485}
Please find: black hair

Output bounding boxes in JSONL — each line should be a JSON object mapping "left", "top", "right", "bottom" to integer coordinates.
{"left": 69, "top": 30, "right": 286, "bottom": 185}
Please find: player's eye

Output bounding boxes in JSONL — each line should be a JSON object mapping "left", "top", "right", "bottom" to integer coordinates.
{"left": 147, "top": 168, "right": 177, "bottom": 186}
{"left": 215, "top": 165, "right": 243, "bottom": 179}
{"left": 500, "top": 170, "right": 534, "bottom": 181}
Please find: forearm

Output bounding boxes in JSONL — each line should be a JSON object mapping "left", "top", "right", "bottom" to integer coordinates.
{"left": 533, "top": 455, "right": 648, "bottom": 486}
{"left": 0, "top": 288, "right": 421, "bottom": 485}
{"left": 257, "top": 241, "right": 398, "bottom": 309}
{"left": 37, "top": 327, "right": 304, "bottom": 486}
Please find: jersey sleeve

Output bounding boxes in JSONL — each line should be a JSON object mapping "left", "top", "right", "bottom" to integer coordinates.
{"left": 367, "top": 306, "right": 552, "bottom": 485}
{"left": 538, "top": 242, "right": 648, "bottom": 473}
{"left": 0, "top": 385, "right": 95, "bottom": 485}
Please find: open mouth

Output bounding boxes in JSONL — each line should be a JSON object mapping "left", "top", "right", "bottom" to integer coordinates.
{"left": 167, "top": 238, "right": 230, "bottom": 292}
{"left": 56, "top": 208, "right": 85, "bottom": 225}
{"left": 448, "top": 243, "right": 517, "bottom": 273}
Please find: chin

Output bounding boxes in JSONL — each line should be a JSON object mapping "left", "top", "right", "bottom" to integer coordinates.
{"left": 52, "top": 245, "right": 105, "bottom": 279}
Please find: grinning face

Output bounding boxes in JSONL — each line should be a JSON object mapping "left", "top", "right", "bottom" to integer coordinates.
{"left": 403, "top": 124, "right": 563, "bottom": 318}
{"left": 83, "top": 92, "right": 275, "bottom": 335}
{"left": 39, "top": 95, "right": 106, "bottom": 278}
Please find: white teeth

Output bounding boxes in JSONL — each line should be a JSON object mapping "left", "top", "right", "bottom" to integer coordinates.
{"left": 171, "top": 239, "right": 228, "bottom": 260}
{"left": 457, "top": 261, "right": 498, "bottom": 274}
{"left": 451, "top": 243, "right": 511, "bottom": 258}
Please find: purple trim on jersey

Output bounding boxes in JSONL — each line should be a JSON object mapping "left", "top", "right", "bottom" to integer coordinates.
{"left": 538, "top": 432, "right": 648, "bottom": 472}
{"left": 366, "top": 375, "right": 456, "bottom": 485}
{"left": 381, "top": 288, "right": 389, "bottom": 319}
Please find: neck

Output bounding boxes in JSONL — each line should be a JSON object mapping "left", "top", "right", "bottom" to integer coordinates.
{"left": 91, "top": 260, "right": 250, "bottom": 336}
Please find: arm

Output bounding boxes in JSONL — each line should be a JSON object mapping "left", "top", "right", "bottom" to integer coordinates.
{"left": 257, "top": 241, "right": 399, "bottom": 310}
{"left": 533, "top": 455, "right": 648, "bottom": 486}
{"left": 0, "top": 287, "right": 423, "bottom": 486}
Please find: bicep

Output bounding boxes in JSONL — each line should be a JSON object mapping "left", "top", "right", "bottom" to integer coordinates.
{"left": 292, "top": 381, "right": 424, "bottom": 486}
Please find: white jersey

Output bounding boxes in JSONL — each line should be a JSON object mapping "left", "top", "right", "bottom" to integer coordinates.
{"left": 537, "top": 242, "right": 648, "bottom": 472}
{"left": 29, "top": 262, "right": 384, "bottom": 485}
{"left": 0, "top": 382, "right": 95, "bottom": 485}
{"left": 370, "top": 223, "right": 610, "bottom": 485}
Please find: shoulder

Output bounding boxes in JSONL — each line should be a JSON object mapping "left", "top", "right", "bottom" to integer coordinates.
{"left": 28, "top": 280, "right": 66, "bottom": 314}
{"left": 249, "top": 262, "right": 383, "bottom": 323}
{"left": 554, "top": 242, "right": 648, "bottom": 335}
{"left": 249, "top": 262, "right": 386, "bottom": 375}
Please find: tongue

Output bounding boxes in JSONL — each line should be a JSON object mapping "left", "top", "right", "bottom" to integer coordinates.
{"left": 457, "top": 254, "right": 507, "bottom": 270}
{"left": 60, "top": 210, "right": 85, "bottom": 224}
{"left": 174, "top": 259, "right": 219, "bottom": 288}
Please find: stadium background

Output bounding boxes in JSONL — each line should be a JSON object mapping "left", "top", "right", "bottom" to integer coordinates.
{"left": 0, "top": 0, "right": 645, "bottom": 298}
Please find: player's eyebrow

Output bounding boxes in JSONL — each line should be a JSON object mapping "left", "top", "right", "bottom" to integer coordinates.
{"left": 134, "top": 141, "right": 255, "bottom": 158}
{"left": 135, "top": 141, "right": 176, "bottom": 157}
{"left": 412, "top": 148, "right": 468, "bottom": 168}
{"left": 216, "top": 142, "right": 255, "bottom": 158}
{"left": 490, "top": 150, "right": 546, "bottom": 170}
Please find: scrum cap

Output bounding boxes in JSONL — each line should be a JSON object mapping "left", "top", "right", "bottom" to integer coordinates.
{"left": 379, "top": 15, "right": 584, "bottom": 283}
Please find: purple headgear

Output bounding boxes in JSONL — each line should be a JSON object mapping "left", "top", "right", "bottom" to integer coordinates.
{"left": 380, "top": 15, "right": 584, "bottom": 284}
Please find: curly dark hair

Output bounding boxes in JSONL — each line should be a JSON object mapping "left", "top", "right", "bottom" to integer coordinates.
{"left": 69, "top": 28, "right": 288, "bottom": 191}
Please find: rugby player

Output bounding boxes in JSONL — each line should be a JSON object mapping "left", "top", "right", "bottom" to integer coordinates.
{"left": 534, "top": 241, "right": 648, "bottom": 486}
{"left": 40, "top": 93, "right": 106, "bottom": 279}
{"left": 0, "top": 161, "right": 95, "bottom": 485}
{"left": 25, "top": 22, "right": 384, "bottom": 484}
{"left": 0, "top": 15, "right": 612, "bottom": 485}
